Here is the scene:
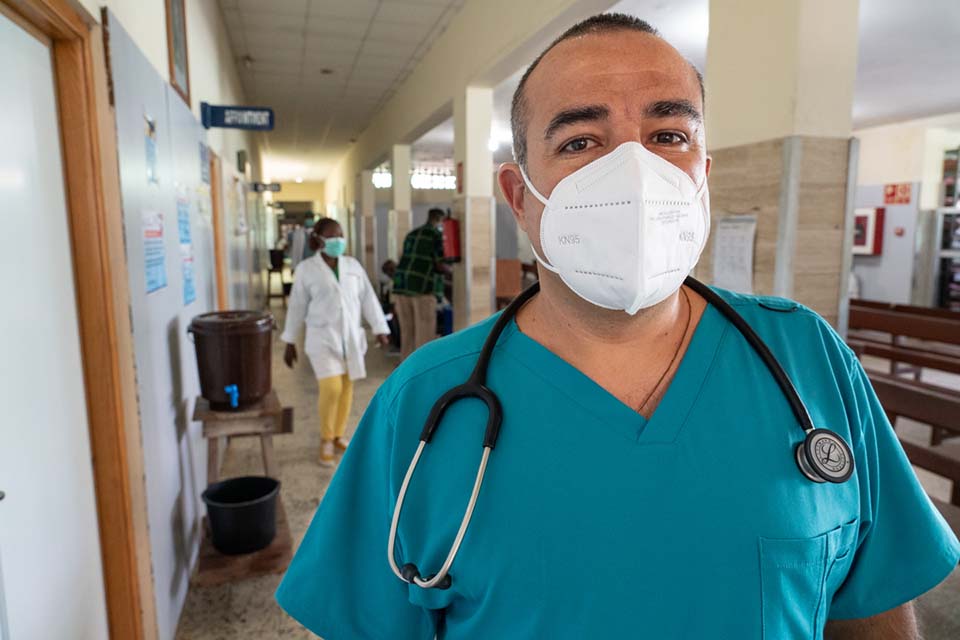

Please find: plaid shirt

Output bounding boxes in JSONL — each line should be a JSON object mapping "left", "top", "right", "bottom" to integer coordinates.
{"left": 393, "top": 223, "right": 444, "bottom": 297}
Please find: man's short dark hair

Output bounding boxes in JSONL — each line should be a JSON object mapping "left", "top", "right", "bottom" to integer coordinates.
{"left": 427, "top": 208, "right": 446, "bottom": 223}
{"left": 510, "top": 13, "right": 705, "bottom": 170}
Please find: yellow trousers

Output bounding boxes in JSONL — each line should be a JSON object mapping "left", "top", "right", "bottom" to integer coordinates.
{"left": 317, "top": 373, "right": 353, "bottom": 441}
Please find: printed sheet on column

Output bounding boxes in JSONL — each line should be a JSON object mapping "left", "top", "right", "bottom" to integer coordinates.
{"left": 712, "top": 215, "right": 757, "bottom": 294}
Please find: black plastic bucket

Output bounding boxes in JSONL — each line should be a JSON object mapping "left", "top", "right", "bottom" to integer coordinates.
{"left": 202, "top": 476, "right": 280, "bottom": 555}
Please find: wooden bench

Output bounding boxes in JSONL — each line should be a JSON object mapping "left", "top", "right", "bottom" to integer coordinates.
{"left": 868, "top": 372, "right": 960, "bottom": 523}
{"left": 849, "top": 301, "right": 960, "bottom": 444}
{"left": 848, "top": 301, "right": 960, "bottom": 372}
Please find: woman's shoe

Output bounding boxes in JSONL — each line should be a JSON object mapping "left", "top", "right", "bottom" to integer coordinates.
{"left": 319, "top": 440, "right": 336, "bottom": 467}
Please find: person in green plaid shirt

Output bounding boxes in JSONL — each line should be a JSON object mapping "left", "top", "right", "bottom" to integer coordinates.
{"left": 393, "top": 208, "right": 446, "bottom": 360}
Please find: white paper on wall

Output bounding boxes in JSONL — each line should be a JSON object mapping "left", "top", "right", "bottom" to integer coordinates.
{"left": 713, "top": 214, "right": 757, "bottom": 294}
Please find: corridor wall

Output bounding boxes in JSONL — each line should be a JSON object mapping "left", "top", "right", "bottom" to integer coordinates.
{"left": 107, "top": 13, "right": 218, "bottom": 640}
{"left": 852, "top": 183, "right": 922, "bottom": 304}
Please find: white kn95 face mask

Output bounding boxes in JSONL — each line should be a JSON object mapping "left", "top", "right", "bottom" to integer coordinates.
{"left": 519, "top": 141, "right": 710, "bottom": 314}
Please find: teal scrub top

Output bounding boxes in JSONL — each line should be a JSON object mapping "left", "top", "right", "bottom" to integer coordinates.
{"left": 276, "top": 287, "right": 960, "bottom": 639}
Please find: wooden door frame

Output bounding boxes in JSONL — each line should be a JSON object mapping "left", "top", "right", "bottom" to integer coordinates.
{"left": 1, "top": 1, "right": 156, "bottom": 639}
{"left": 210, "top": 151, "right": 229, "bottom": 310}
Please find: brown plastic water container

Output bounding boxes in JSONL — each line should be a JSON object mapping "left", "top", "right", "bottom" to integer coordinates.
{"left": 189, "top": 311, "right": 275, "bottom": 410}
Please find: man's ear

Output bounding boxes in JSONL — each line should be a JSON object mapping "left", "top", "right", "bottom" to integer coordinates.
{"left": 497, "top": 162, "right": 528, "bottom": 232}
{"left": 705, "top": 155, "right": 712, "bottom": 179}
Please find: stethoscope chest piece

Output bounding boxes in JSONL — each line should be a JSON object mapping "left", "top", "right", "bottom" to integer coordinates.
{"left": 795, "top": 428, "right": 854, "bottom": 484}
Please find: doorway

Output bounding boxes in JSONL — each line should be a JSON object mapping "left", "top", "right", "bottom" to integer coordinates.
{"left": 0, "top": 1, "right": 154, "bottom": 638}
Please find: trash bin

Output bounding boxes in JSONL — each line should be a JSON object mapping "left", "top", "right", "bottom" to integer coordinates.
{"left": 202, "top": 476, "right": 280, "bottom": 555}
{"left": 188, "top": 311, "right": 274, "bottom": 410}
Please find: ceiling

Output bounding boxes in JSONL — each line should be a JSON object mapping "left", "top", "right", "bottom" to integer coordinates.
{"left": 410, "top": 0, "right": 960, "bottom": 163}
{"left": 222, "top": 0, "right": 959, "bottom": 180}
{"left": 218, "top": 0, "right": 466, "bottom": 181}
{"left": 854, "top": 0, "right": 960, "bottom": 127}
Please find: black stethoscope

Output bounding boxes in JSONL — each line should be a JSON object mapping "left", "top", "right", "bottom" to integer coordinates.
{"left": 388, "top": 276, "right": 855, "bottom": 590}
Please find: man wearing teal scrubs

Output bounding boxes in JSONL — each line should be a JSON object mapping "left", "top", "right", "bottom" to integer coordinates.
{"left": 277, "top": 14, "right": 959, "bottom": 639}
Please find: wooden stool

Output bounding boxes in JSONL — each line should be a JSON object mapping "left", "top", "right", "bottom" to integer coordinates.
{"left": 191, "top": 390, "right": 295, "bottom": 586}
{"left": 193, "top": 389, "right": 293, "bottom": 484}
{"left": 266, "top": 267, "right": 287, "bottom": 309}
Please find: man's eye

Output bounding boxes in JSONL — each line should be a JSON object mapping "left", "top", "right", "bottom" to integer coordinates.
{"left": 560, "top": 138, "right": 591, "bottom": 153}
{"left": 654, "top": 132, "right": 687, "bottom": 145}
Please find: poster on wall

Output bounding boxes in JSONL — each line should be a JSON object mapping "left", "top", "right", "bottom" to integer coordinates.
{"left": 713, "top": 215, "right": 757, "bottom": 294}
{"left": 144, "top": 115, "right": 159, "bottom": 185}
{"left": 176, "top": 193, "right": 196, "bottom": 305}
{"left": 142, "top": 210, "right": 167, "bottom": 293}
{"left": 200, "top": 142, "right": 210, "bottom": 185}
{"left": 883, "top": 183, "right": 912, "bottom": 205}
{"left": 234, "top": 177, "right": 248, "bottom": 235}
{"left": 853, "top": 207, "right": 885, "bottom": 256}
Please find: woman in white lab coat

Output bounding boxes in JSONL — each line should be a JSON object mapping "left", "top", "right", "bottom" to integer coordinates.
{"left": 281, "top": 218, "right": 390, "bottom": 466}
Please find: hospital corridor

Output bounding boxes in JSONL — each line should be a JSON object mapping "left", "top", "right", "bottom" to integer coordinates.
{"left": 2, "top": 0, "right": 960, "bottom": 639}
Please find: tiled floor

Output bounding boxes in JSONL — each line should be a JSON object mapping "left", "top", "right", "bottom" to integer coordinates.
{"left": 174, "top": 317, "right": 960, "bottom": 639}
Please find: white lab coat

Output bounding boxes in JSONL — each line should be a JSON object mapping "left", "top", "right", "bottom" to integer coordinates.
{"left": 281, "top": 255, "right": 390, "bottom": 381}
{"left": 290, "top": 227, "right": 306, "bottom": 272}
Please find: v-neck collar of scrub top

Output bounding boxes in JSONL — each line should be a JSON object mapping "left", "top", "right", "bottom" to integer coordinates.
{"left": 498, "top": 301, "right": 728, "bottom": 445}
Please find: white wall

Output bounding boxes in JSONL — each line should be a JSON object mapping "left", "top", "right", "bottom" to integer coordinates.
{"left": 852, "top": 183, "right": 922, "bottom": 303}
{"left": 855, "top": 113, "right": 960, "bottom": 209}
{"left": 75, "top": 0, "right": 263, "bottom": 184}
{"left": 706, "top": 0, "right": 860, "bottom": 150}
{"left": 854, "top": 121, "right": 928, "bottom": 185}
{"left": 71, "top": 3, "right": 263, "bottom": 639}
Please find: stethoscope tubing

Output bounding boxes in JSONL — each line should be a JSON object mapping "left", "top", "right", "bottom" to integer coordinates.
{"left": 388, "top": 277, "right": 849, "bottom": 591}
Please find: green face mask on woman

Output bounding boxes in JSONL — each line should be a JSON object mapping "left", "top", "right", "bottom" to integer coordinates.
{"left": 321, "top": 237, "right": 346, "bottom": 258}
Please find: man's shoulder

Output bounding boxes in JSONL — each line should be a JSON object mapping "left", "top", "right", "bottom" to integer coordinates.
{"left": 379, "top": 314, "right": 502, "bottom": 403}
{"left": 709, "top": 286, "right": 826, "bottom": 322}
{"left": 409, "top": 224, "right": 441, "bottom": 239}
{"left": 707, "top": 285, "right": 856, "bottom": 368}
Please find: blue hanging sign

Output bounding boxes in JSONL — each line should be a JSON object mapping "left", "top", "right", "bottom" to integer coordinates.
{"left": 252, "top": 182, "right": 282, "bottom": 193}
{"left": 201, "top": 101, "right": 275, "bottom": 130}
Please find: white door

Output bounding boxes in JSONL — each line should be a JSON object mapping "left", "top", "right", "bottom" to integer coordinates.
{"left": 0, "top": 13, "right": 109, "bottom": 640}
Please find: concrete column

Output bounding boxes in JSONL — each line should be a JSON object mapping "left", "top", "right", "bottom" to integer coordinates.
{"left": 359, "top": 169, "right": 376, "bottom": 281}
{"left": 391, "top": 144, "right": 412, "bottom": 261}
{"left": 452, "top": 86, "right": 495, "bottom": 329}
{"left": 696, "top": 0, "right": 860, "bottom": 327}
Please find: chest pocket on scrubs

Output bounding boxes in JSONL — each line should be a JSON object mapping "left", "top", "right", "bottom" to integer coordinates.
{"left": 759, "top": 519, "right": 857, "bottom": 640}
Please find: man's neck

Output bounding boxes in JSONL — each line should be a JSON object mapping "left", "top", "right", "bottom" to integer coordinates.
{"left": 322, "top": 254, "right": 338, "bottom": 270}
{"left": 516, "top": 272, "right": 685, "bottom": 347}
{"left": 515, "top": 272, "right": 705, "bottom": 416}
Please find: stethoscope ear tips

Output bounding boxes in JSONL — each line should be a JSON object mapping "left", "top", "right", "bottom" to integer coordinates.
{"left": 401, "top": 563, "right": 421, "bottom": 582}
{"left": 400, "top": 563, "right": 453, "bottom": 589}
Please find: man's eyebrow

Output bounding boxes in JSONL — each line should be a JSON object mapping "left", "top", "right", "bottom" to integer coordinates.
{"left": 644, "top": 99, "right": 702, "bottom": 123}
{"left": 543, "top": 104, "right": 610, "bottom": 140}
